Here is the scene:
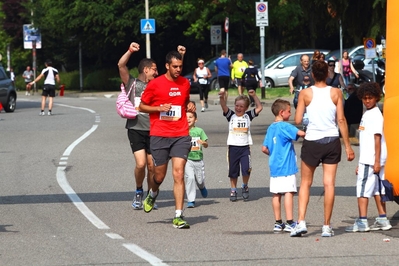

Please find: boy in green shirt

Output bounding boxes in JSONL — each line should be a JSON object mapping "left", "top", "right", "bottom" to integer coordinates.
{"left": 185, "top": 111, "right": 209, "bottom": 208}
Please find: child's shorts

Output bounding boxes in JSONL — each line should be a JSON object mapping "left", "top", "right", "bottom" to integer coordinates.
{"left": 357, "top": 163, "right": 385, "bottom": 198}
{"left": 270, "top": 174, "right": 297, "bottom": 194}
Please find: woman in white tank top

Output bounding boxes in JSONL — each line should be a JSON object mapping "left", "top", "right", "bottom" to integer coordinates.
{"left": 289, "top": 60, "right": 355, "bottom": 238}
{"left": 193, "top": 58, "right": 212, "bottom": 112}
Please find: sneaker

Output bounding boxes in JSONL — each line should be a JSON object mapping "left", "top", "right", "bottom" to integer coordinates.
{"left": 242, "top": 185, "right": 249, "bottom": 200}
{"left": 370, "top": 217, "right": 392, "bottom": 231}
{"left": 39, "top": 111, "right": 45, "bottom": 116}
{"left": 321, "top": 225, "right": 334, "bottom": 237}
{"left": 205, "top": 102, "right": 208, "bottom": 109}
{"left": 345, "top": 218, "right": 370, "bottom": 232}
{"left": 230, "top": 190, "right": 237, "bottom": 202}
{"left": 200, "top": 187, "right": 208, "bottom": 198}
{"left": 274, "top": 222, "right": 285, "bottom": 232}
{"left": 283, "top": 222, "right": 296, "bottom": 232}
{"left": 290, "top": 221, "right": 308, "bottom": 237}
{"left": 201, "top": 107, "right": 205, "bottom": 112}
{"left": 48, "top": 111, "right": 52, "bottom": 116}
{"left": 25, "top": 91, "right": 28, "bottom": 95}
{"left": 131, "top": 190, "right": 143, "bottom": 210}
{"left": 143, "top": 191, "right": 158, "bottom": 213}
{"left": 187, "top": 201, "right": 195, "bottom": 208}
{"left": 173, "top": 216, "right": 190, "bottom": 229}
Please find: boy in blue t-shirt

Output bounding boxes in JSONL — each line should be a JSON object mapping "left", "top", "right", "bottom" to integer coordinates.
{"left": 262, "top": 99, "right": 305, "bottom": 232}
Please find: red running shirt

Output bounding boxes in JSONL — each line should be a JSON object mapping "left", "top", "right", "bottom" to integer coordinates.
{"left": 141, "top": 75, "right": 190, "bottom": 137}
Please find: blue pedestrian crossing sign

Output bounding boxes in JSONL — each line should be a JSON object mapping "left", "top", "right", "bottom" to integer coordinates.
{"left": 141, "top": 19, "right": 156, "bottom": 34}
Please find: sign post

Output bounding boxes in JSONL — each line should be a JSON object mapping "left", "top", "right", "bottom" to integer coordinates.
{"left": 224, "top": 17, "right": 229, "bottom": 56}
{"left": 256, "top": 1, "right": 268, "bottom": 99}
{"left": 210, "top": 25, "right": 222, "bottom": 55}
{"left": 364, "top": 37, "right": 377, "bottom": 81}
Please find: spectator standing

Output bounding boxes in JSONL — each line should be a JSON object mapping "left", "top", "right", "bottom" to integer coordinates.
{"left": 290, "top": 60, "right": 355, "bottom": 237}
{"left": 139, "top": 46, "right": 196, "bottom": 229}
{"left": 243, "top": 60, "right": 261, "bottom": 107}
{"left": 231, "top": 53, "right": 248, "bottom": 96}
{"left": 345, "top": 82, "right": 391, "bottom": 232}
{"left": 28, "top": 60, "right": 60, "bottom": 115}
{"left": 288, "top": 55, "right": 313, "bottom": 109}
{"left": 219, "top": 89, "right": 263, "bottom": 202}
{"left": 118, "top": 42, "right": 158, "bottom": 210}
{"left": 326, "top": 59, "right": 346, "bottom": 90}
{"left": 22, "top": 66, "right": 34, "bottom": 95}
{"left": 339, "top": 50, "right": 359, "bottom": 85}
{"left": 185, "top": 111, "right": 209, "bottom": 208}
{"left": 193, "top": 58, "right": 212, "bottom": 112}
{"left": 262, "top": 99, "right": 305, "bottom": 232}
{"left": 215, "top": 50, "right": 232, "bottom": 101}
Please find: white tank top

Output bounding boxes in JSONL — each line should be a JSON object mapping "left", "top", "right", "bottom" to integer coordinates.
{"left": 305, "top": 86, "right": 339, "bottom": 141}
{"left": 195, "top": 67, "right": 208, "bottom": 84}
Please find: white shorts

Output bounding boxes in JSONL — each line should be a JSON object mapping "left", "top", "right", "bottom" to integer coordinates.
{"left": 270, "top": 174, "right": 297, "bottom": 194}
{"left": 357, "top": 163, "right": 385, "bottom": 198}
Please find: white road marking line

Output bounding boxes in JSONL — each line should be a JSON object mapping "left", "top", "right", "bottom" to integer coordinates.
{"left": 53, "top": 103, "right": 167, "bottom": 265}
{"left": 105, "top": 233, "right": 124, "bottom": 240}
{"left": 57, "top": 166, "right": 110, "bottom": 230}
{"left": 123, "top": 244, "right": 168, "bottom": 266}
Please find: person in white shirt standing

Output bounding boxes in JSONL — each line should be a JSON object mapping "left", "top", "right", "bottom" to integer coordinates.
{"left": 28, "top": 60, "right": 60, "bottom": 115}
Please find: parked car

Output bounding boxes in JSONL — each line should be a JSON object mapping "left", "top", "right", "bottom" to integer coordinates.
{"left": 184, "top": 53, "right": 261, "bottom": 93}
{"left": 0, "top": 62, "right": 17, "bottom": 112}
{"left": 258, "top": 49, "right": 330, "bottom": 88}
{"left": 325, "top": 45, "right": 365, "bottom": 62}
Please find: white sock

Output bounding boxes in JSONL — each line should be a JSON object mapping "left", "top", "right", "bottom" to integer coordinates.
{"left": 175, "top": 210, "right": 182, "bottom": 217}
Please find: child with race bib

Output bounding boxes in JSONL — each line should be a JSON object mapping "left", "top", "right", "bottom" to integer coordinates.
{"left": 184, "top": 111, "right": 209, "bottom": 208}
{"left": 219, "top": 89, "right": 263, "bottom": 201}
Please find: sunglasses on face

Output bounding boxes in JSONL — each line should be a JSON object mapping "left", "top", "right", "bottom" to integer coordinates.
{"left": 328, "top": 64, "right": 335, "bottom": 67}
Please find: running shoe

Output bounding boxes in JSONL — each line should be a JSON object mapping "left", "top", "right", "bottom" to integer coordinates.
{"left": 283, "top": 222, "right": 296, "bottom": 232}
{"left": 274, "top": 222, "right": 285, "bottom": 232}
{"left": 200, "top": 187, "right": 208, "bottom": 198}
{"left": 369, "top": 217, "right": 392, "bottom": 231}
{"left": 242, "top": 185, "right": 249, "bottom": 200}
{"left": 48, "top": 111, "right": 52, "bottom": 116}
{"left": 230, "top": 190, "right": 237, "bottom": 202}
{"left": 201, "top": 107, "right": 205, "bottom": 112}
{"left": 321, "top": 225, "right": 334, "bottom": 237}
{"left": 173, "top": 216, "right": 190, "bottom": 229}
{"left": 131, "top": 190, "right": 143, "bottom": 210}
{"left": 345, "top": 218, "right": 370, "bottom": 232}
{"left": 187, "top": 201, "right": 195, "bottom": 208}
{"left": 143, "top": 191, "right": 158, "bottom": 213}
{"left": 290, "top": 220, "right": 308, "bottom": 237}
{"left": 39, "top": 111, "right": 45, "bottom": 116}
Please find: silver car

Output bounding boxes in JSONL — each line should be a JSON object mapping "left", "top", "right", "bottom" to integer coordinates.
{"left": 259, "top": 49, "right": 330, "bottom": 88}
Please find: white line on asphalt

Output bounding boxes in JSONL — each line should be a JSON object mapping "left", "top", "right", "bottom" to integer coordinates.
{"left": 123, "top": 244, "right": 168, "bottom": 266}
{"left": 105, "top": 233, "right": 124, "bottom": 240}
{"left": 57, "top": 166, "right": 110, "bottom": 229}
{"left": 54, "top": 103, "right": 168, "bottom": 265}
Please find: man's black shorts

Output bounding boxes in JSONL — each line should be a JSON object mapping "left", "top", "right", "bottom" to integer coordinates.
{"left": 42, "top": 84, "right": 56, "bottom": 97}
{"left": 127, "top": 129, "right": 151, "bottom": 154}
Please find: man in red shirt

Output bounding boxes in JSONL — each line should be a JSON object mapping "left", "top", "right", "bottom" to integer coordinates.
{"left": 139, "top": 46, "right": 196, "bottom": 229}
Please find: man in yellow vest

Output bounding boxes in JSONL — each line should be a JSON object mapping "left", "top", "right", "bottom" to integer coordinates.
{"left": 231, "top": 53, "right": 249, "bottom": 95}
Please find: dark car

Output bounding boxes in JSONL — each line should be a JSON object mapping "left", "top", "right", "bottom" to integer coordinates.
{"left": 184, "top": 53, "right": 261, "bottom": 93}
{"left": 0, "top": 62, "right": 17, "bottom": 112}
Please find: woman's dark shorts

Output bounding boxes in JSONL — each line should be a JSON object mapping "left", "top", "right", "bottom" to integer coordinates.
{"left": 301, "top": 137, "right": 341, "bottom": 167}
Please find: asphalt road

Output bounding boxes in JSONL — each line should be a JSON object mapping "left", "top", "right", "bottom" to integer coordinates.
{"left": 0, "top": 91, "right": 398, "bottom": 266}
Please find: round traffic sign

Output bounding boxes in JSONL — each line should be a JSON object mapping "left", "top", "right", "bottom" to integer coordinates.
{"left": 224, "top": 17, "right": 229, "bottom": 33}
{"left": 364, "top": 38, "right": 376, "bottom": 49}
{"left": 257, "top": 3, "right": 267, "bottom": 12}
